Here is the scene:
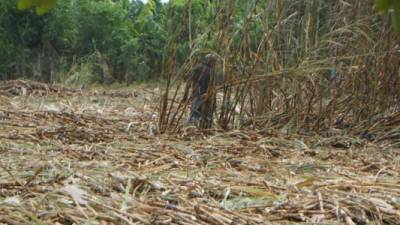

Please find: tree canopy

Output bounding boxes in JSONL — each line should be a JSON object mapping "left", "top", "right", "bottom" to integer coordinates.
{"left": 0, "top": 0, "right": 399, "bottom": 84}
{"left": 17, "top": 0, "right": 55, "bottom": 15}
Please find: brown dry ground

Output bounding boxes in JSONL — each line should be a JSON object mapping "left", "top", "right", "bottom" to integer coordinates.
{"left": 0, "top": 81, "right": 399, "bottom": 225}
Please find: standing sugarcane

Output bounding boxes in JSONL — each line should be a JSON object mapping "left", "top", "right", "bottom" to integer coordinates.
{"left": 183, "top": 54, "right": 219, "bottom": 129}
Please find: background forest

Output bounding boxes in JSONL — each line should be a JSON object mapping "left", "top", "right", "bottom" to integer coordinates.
{"left": 1, "top": 0, "right": 398, "bottom": 84}
{"left": 1, "top": 0, "right": 169, "bottom": 83}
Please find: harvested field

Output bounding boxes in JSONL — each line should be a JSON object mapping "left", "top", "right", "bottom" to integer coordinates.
{"left": 0, "top": 81, "right": 399, "bottom": 225}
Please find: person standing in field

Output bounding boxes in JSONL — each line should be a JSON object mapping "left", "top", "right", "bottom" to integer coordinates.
{"left": 183, "top": 54, "right": 219, "bottom": 128}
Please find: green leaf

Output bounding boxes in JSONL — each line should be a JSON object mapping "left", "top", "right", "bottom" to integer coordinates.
{"left": 17, "top": 0, "right": 55, "bottom": 16}
{"left": 395, "top": 0, "right": 400, "bottom": 27}
{"left": 173, "top": 0, "right": 188, "bottom": 7}
{"left": 375, "top": 0, "right": 400, "bottom": 32}
{"left": 295, "top": 177, "right": 315, "bottom": 188}
{"left": 394, "top": 6, "right": 400, "bottom": 31}
{"left": 17, "top": 0, "right": 34, "bottom": 11}
{"left": 375, "top": 0, "right": 392, "bottom": 12}
{"left": 35, "top": 0, "right": 55, "bottom": 16}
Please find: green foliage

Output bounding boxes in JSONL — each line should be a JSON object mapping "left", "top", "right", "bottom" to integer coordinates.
{"left": 17, "top": 0, "right": 55, "bottom": 16}
{"left": 1, "top": 0, "right": 170, "bottom": 83}
{"left": 1, "top": 0, "right": 398, "bottom": 85}
{"left": 65, "top": 60, "right": 100, "bottom": 86}
{"left": 375, "top": 0, "right": 400, "bottom": 31}
{"left": 127, "top": 0, "right": 167, "bottom": 81}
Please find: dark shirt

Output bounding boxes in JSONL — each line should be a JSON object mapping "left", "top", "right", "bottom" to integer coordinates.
{"left": 186, "top": 63, "right": 212, "bottom": 98}
{"left": 184, "top": 63, "right": 212, "bottom": 99}
{"left": 186, "top": 63, "right": 214, "bottom": 125}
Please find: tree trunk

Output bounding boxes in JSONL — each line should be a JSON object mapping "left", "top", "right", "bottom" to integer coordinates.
{"left": 16, "top": 49, "right": 27, "bottom": 79}
{"left": 15, "top": 60, "right": 21, "bottom": 80}
{"left": 32, "top": 44, "right": 42, "bottom": 81}
{"left": 124, "top": 66, "right": 134, "bottom": 85}
{"left": 96, "top": 51, "right": 113, "bottom": 85}
{"left": 48, "top": 42, "right": 56, "bottom": 83}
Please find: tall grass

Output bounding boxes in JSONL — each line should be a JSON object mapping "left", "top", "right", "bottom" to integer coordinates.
{"left": 159, "top": 0, "right": 400, "bottom": 137}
